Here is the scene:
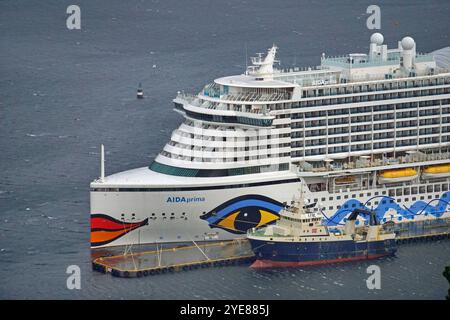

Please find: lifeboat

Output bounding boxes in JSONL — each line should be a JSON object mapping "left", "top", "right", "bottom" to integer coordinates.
{"left": 335, "top": 176, "right": 356, "bottom": 185}
{"left": 422, "top": 164, "right": 450, "bottom": 179}
{"left": 378, "top": 168, "right": 418, "bottom": 184}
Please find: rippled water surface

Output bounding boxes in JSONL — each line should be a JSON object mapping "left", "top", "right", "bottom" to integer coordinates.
{"left": 0, "top": 0, "right": 449, "bottom": 299}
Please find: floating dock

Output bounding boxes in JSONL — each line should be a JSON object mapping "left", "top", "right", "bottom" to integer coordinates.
{"left": 394, "top": 217, "right": 450, "bottom": 243}
{"left": 92, "top": 239, "right": 255, "bottom": 278}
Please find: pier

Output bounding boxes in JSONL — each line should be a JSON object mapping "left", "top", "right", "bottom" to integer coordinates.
{"left": 394, "top": 217, "right": 450, "bottom": 243}
{"left": 92, "top": 239, "right": 255, "bottom": 278}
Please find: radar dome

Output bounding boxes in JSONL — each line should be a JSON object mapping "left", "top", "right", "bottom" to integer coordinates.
{"left": 401, "top": 36, "right": 415, "bottom": 50}
{"left": 370, "top": 33, "right": 384, "bottom": 45}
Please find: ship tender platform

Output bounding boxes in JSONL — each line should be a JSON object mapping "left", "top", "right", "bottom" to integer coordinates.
{"left": 92, "top": 239, "right": 255, "bottom": 278}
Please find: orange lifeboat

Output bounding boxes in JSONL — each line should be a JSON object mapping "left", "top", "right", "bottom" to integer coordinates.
{"left": 378, "top": 168, "right": 418, "bottom": 184}
{"left": 422, "top": 164, "right": 450, "bottom": 179}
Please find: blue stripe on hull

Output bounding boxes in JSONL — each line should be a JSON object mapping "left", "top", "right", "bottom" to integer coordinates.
{"left": 249, "top": 239, "right": 397, "bottom": 262}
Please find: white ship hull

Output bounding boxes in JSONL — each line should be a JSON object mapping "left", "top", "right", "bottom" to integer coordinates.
{"left": 90, "top": 169, "right": 302, "bottom": 248}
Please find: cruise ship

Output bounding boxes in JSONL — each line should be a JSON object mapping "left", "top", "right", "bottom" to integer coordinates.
{"left": 90, "top": 33, "right": 450, "bottom": 248}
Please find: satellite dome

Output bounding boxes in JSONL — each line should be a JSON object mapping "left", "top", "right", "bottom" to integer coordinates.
{"left": 401, "top": 36, "right": 415, "bottom": 50}
{"left": 370, "top": 33, "right": 384, "bottom": 45}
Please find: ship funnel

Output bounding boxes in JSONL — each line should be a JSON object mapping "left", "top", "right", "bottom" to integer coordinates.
{"left": 247, "top": 45, "right": 279, "bottom": 80}
{"left": 344, "top": 219, "right": 356, "bottom": 236}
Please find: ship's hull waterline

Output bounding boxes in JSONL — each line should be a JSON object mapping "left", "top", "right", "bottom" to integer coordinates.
{"left": 249, "top": 238, "right": 397, "bottom": 268}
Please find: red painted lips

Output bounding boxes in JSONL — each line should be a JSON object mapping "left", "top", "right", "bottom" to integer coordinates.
{"left": 91, "top": 214, "right": 148, "bottom": 247}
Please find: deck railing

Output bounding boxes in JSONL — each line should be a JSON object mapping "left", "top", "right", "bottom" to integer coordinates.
{"left": 302, "top": 151, "right": 450, "bottom": 173}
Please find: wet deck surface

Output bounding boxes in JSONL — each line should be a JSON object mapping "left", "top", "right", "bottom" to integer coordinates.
{"left": 93, "top": 239, "right": 255, "bottom": 277}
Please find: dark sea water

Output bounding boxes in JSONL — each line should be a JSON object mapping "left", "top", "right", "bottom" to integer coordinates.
{"left": 1, "top": 0, "right": 449, "bottom": 299}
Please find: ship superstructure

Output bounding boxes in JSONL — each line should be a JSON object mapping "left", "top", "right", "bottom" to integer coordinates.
{"left": 90, "top": 33, "right": 450, "bottom": 248}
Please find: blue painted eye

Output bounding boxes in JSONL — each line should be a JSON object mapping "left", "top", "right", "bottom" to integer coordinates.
{"left": 200, "top": 195, "right": 283, "bottom": 234}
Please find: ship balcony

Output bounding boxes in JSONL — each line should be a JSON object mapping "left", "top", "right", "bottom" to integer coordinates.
{"left": 299, "top": 150, "right": 450, "bottom": 173}
{"left": 175, "top": 92, "right": 273, "bottom": 115}
{"left": 199, "top": 90, "right": 292, "bottom": 103}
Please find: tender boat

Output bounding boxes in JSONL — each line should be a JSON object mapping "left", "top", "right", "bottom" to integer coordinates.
{"left": 378, "top": 168, "right": 418, "bottom": 184}
{"left": 422, "top": 164, "right": 450, "bottom": 179}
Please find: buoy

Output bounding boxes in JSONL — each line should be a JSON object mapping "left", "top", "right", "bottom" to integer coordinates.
{"left": 137, "top": 82, "right": 144, "bottom": 99}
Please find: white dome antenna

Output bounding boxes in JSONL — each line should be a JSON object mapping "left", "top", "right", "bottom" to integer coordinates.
{"left": 401, "top": 36, "right": 416, "bottom": 70}
{"left": 401, "top": 36, "right": 415, "bottom": 50}
{"left": 369, "top": 32, "right": 386, "bottom": 60}
{"left": 370, "top": 32, "right": 384, "bottom": 45}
